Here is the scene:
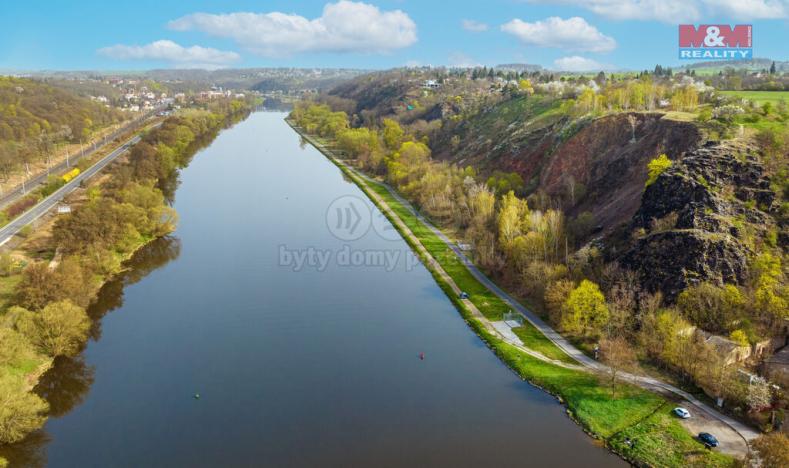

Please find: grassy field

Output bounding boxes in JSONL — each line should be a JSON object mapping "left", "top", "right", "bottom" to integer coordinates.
{"left": 720, "top": 90, "right": 789, "bottom": 105}
{"left": 297, "top": 125, "right": 736, "bottom": 468}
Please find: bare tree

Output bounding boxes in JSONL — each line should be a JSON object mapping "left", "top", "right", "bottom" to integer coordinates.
{"left": 599, "top": 336, "right": 637, "bottom": 398}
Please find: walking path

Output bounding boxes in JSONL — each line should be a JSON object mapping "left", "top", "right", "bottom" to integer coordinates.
{"left": 292, "top": 123, "right": 760, "bottom": 454}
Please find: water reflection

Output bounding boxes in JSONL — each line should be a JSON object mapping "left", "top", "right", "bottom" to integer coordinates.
{"left": 87, "top": 236, "right": 181, "bottom": 341}
{"left": 34, "top": 356, "right": 95, "bottom": 418}
{"left": 0, "top": 236, "right": 180, "bottom": 467}
{"left": 0, "top": 432, "right": 50, "bottom": 468}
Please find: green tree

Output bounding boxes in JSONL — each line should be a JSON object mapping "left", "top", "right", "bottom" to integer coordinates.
{"left": 497, "top": 191, "right": 529, "bottom": 248}
{"left": 0, "top": 328, "right": 38, "bottom": 367}
{"left": 752, "top": 252, "right": 788, "bottom": 324}
{"left": 15, "top": 300, "right": 91, "bottom": 357}
{"left": 15, "top": 262, "right": 60, "bottom": 310}
{"left": 382, "top": 118, "right": 404, "bottom": 150}
{"left": 544, "top": 280, "right": 575, "bottom": 326}
{"left": 0, "top": 378, "right": 49, "bottom": 444}
{"left": 561, "top": 280, "right": 609, "bottom": 337}
{"left": 729, "top": 329, "right": 749, "bottom": 347}
{"left": 676, "top": 282, "right": 745, "bottom": 333}
{"left": 645, "top": 154, "right": 671, "bottom": 187}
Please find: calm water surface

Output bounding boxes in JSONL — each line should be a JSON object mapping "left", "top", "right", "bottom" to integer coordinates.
{"left": 6, "top": 112, "right": 625, "bottom": 467}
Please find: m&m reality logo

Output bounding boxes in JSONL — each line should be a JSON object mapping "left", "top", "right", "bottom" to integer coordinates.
{"left": 679, "top": 24, "right": 752, "bottom": 60}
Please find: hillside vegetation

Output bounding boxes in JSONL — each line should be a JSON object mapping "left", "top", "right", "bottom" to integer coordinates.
{"left": 298, "top": 64, "right": 788, "bottom": 434}
{"left": 0, "top": 77, "right": 126, "bottom": 177}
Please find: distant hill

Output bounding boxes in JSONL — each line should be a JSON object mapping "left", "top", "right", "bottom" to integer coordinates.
{"left": 680, "top": 58, "right": 789, "bottom": 72}
{"left": 495, "top": 64, "right": 543, "bottom": 73}
{"left": 144, "top": 68, "right": 367, "bottom": 93}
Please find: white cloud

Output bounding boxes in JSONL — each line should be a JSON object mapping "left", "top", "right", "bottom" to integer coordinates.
{"left": 98, "top": 40, "right": 240, "bottom": 69}
{"left": 552, "top": 55, "right": 613, "bottom": 71}
{"left": 462, "top": 19, "right": 489, "bottom": 32}
{"left": 703, "top": 0, "right": 788, "bottom": 20}
{"left": 501, "top": 17, "right": 616, "bottom": 53}
{"left": 168, "top": 1, "right": 417, "bottom": 57}
{"left": 526, "top": 0, "right": 788, "bottom": 22}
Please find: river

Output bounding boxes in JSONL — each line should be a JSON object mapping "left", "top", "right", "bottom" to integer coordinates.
{"left": 3, "top": 112, "right": 625, "bottom": 467}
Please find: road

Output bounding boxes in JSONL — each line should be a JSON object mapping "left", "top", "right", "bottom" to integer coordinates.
{"left": 294, "top": 125, "right": 761, "bottom": 452}
{"left": 0, "top": 108, "right": 161, "bottom": 210}
{"left": 0, "top": 134, "right": 142, "bottom": 247}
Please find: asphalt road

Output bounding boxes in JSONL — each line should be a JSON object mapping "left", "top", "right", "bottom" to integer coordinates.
{"left": 0, "top": 134, "right": 141, "bottom": 247}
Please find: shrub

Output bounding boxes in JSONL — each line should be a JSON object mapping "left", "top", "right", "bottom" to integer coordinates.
{"left": 645, "top": 154, "right": 672, "bottom": 187}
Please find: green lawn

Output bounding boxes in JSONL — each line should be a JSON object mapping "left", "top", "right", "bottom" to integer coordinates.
{"left": 720, "top": 90, "right": 789, "bottom": 105}
{"left": 609, "top": 407, "right": 735, "bottom": 467}
{"left": 511, "top": 325, "right": 577, "bottom": 364}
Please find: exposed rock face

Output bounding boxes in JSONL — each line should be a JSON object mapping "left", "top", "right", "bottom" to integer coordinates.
{"left": 435, "top": 112, "right": 703, "bottom": 232}
{"left": 620, "top": 231, "right": 748, "bottom": 300}
{"left": 611, "top": 142, "right": 776, "bottom": 301}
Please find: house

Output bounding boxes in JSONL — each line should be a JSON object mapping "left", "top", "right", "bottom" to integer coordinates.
{"left": 422, "top": 79, "right": 440, "bottom": 90}
{"left": 698, "top": 330, "right": 751, "bottom": 366}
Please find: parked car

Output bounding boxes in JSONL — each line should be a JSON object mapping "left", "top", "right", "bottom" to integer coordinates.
{"left": 459, "top": 292, "right": 469, "bottom": 299}
{"left": 698, "top": 432, "right": 719, "bottom": 447}
{"left": 673, "top": 407, "right": 691, "bottom": 419}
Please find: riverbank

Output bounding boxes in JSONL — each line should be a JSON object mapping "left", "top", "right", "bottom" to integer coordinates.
{"left": 288, "top": 120, "right": 737, "bottom": 468}
{"left": 0, "top": 102, "right": 256, "bottom": 453}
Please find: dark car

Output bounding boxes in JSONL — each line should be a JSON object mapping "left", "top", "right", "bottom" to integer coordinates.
{"left": 698, "top": 432, "right": 719, "bottom": 447}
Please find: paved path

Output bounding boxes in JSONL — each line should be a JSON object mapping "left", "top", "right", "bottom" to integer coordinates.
{"left": 0, "top": 133, "right": 143, "bottom": 247}
{"left": 292, "top": 123, "right": 760, "bottom": 451}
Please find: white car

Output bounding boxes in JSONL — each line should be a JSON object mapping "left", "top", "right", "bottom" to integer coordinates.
{"left": 673, "top": 407, "right": 691, "bottom": 419}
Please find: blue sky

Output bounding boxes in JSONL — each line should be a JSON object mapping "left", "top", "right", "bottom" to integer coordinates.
{"left": 1, "top": 1, "right": 787, "bottom": 71}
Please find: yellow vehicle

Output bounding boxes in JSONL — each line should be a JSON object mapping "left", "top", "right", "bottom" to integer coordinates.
{"left": 62, "top": 168, "right": 80, "bottom": 183}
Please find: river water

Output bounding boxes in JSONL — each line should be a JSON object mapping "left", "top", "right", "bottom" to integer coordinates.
{"left": 4, "top": 112, "right": 625, "bottom": 467}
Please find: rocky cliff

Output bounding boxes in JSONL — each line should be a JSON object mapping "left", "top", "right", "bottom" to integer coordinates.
{"left": 608, "top": 142, "right": 777, "bottom": 300}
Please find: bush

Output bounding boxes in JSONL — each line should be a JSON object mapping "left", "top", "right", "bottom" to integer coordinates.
{"left": 645, "top": 154, "right": 672, "bottom": 187}
{"left": 5, "top": 196, "right": 38, "bottom": 219}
